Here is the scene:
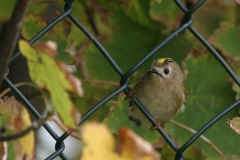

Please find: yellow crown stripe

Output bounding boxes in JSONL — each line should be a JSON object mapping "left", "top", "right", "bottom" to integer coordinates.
{"left": 157, "top": 58, "right": 173, "bottom": 64}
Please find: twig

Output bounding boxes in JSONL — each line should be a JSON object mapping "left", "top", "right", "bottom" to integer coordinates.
{"left": 90, "top": 96, "right": 119, "bottom": 105}
{"left": 83, "top": 95, "right": 118, "bottom": 106}
{"left": 82, "top": 79, "right": 134, "bottom": 88}
{"left": 81, "top": 0, "right": 99, "bottom": 36}
{"left": 83, "top": 79, "right": 120, "bottom": 86}
{"left": 0, "top": 82, "right": 37, "bottom": 98}
{"left": 36, "top": 84, "right": 51, "bottom": 111}
{"left": 51, "top": 115, "right": 81, "bottom": 140}
{"left": 32, "top": 0, "right": 62, "bottom": 3}
{"left": 169, "top": 119, "right": 224, "bottom": 156}
{"left": 74, "top": 43, "right": 90, "bottom": 80}
{"left": 0, "top": 119, "right": 45, "bottom": 141}
{"left": 69, "top": 93, "right": 119, "bottom": 106}
{"left": 0, "top": 0, "right": 30, "bottom": 89}
{"left": 233, "top": 0, "right": 240, "bottom": 7}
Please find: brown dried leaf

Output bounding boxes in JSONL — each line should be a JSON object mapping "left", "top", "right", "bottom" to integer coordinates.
{"left": 22, "top": 13, "right": 73, "bottom": 64}
{"left": 0, "top": 96, "right": 24, "bottom": 131}
{"left": 118, "top": 127, "right": 161, "bottom": 160}
{"left": 0, "top": 96, "right": 35, "bottom": 160}
{"left": 20, "top": 40, "right": 82, "bottom": 129}
{"left": 73, "top": 42, "right": 91, "bottom": 81}
{"left": 80, "top": 122, "right": 160, "bottom": 160}
{"left": 53, "top": 11, "right": 72, "bottom": 38}
{"left": 56, "top": 61, "right": 84, "bottom": 96}
{"left": 37, "top": 40, "right": 84, "bottom": 96}
{"left": 227, "top": 117, "right": 240, "bottom": 134}
{"left": 37, "top": 40, "right": 57, "bottom": 58}
{"left": 0, "top": 142, "right": 7, "bottom": 160}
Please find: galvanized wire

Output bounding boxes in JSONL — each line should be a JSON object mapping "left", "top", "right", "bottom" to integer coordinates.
{"left": 1, "top": 0, "right": 240, "bottom": 160}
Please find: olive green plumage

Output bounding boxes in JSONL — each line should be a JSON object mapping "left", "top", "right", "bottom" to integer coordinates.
{"left": 128, "top": 58, "right": 185, "bottom": 127}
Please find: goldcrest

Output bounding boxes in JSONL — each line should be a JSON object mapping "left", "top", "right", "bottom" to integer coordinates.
{"left": 128, "top": 58, "right": 185, "bottom": 129}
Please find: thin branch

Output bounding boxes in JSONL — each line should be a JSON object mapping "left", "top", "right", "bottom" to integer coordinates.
{"left": 90, "top": 96, "right": 119, "bottom": 105}
{"left": 0, "top": 82, "right": 37, "bottom": 98}
{"left": 82, "top": 79, "right": 134, "bottom": 88}
{"left": 233, "top": 0, "right": 240, "bottom": 7}
{"left": 68, "top": 93, "right": 119, "bottom": 106}
{"left": 0, "top": 119, "right": 45, "bottom": 141}
{"left": 32, "top": 0, "right": 62, "bottom": 3}
{"left": 169, "top": 119, "right": 224, "bottom": 156}
{"left": 74, "top": 44, "right": 90, "bottom": 80}
{"left": 36, "top": 84, "right": 51, "bottom": 110}
{"left": 51, "top": 115, "right": 81, "bottom": 140}
{"left": 83, "top": 79, "right": 120, "bottom": 86}
{"left": 0, "top": 0, "right": 30, "bottom": 89}
{"left": 81, "top": 0, "right": 99, "bottom": 36}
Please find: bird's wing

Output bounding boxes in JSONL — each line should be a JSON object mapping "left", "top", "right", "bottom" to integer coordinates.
{"left": 178, "top": 93, "right": 185, "bottom": 113}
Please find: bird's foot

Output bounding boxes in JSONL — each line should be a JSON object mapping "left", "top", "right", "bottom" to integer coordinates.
{"left": 150, "top": 120, "right": 161, "bottom": 132}
{"left": 124, "top": 91, "right": 135, "bottom": 101}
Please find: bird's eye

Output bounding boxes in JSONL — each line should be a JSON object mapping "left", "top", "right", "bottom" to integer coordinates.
{"left": 164, "top": 68, "right": 169, "bottom": 75}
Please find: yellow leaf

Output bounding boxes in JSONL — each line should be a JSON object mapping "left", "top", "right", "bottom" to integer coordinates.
{"left": 18, "top": 108, "right": 34, "bottom": 156}
{"left": 118, "top": 127, "right": 160, "bottom": 160}
{"left": 21, "top": 13, "right": 73, "bottom": 63}
{"left": 19, "top": 40, "right": 83, "bottom": 129}
{"left": 0, "top": 96, "right": 35, "bottom": 160}
{"left": 80, "top": 122, "right": 160, "bottom": 160}
{"left": 81, "top": 122, "right": 120, "bottom": 160}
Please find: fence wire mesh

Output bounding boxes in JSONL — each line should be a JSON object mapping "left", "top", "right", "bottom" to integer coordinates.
{"left": 2, "top": 0, "right": 240, "bottom": 159}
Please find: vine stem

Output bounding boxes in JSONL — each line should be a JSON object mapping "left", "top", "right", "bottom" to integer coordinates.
{"left": 0, "top": 82, "right": 37, "bottom": 98}
{"left": 51, "top": 115, "right": 81, "bottom": 140}
{"left": 83, "top": 79, "right": 119, "bottom": 86}
{"left": 0, "top": 118, "right": 45, "bottom": 141}
{"left": 82, "top": 79, "right": 134, "bottom": 88}
{"left": 169, "top": 119, "right": 224, "bottom": 156}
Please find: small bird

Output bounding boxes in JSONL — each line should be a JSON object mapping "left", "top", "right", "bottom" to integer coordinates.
{"left": 128, "top": 58, "right": 185, "bottom": 131}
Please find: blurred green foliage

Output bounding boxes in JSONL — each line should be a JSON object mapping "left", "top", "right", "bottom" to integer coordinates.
{"left": 1, "top": 0, "right": 240, "bottom": 159}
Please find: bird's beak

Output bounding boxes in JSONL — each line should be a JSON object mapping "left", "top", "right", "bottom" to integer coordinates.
{"left": 148, "top": 68, "right": 164, "bottom": 78}
{"left": 148, "top": 68, "right": 158, "bottom": 74}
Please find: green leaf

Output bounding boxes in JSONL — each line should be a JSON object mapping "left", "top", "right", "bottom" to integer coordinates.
{"left": 104, "top": 94, "right": 160, "bottom": 143}
{"left": 83, "top": 0, "right": 192, "bottom": 82}
{"left": 227, "top": 59, "right": 240, "bottom": 100}
{"left": 19, "top": 40, "right": 83, "bottom": 129}
{"left": 154, "top": 0, "right": 162, "bottom": 3}
{"left": 21, "top": 13, "right": 73, "bottom": 64}
{"left": 0, "top": 0, "right": 16, "bottom": 21}
{"left": 55, "top": 50, "right": 73, "bottom": 64}
{"left": 122, "top": 0, "right": 160, "bottom": 32}
{"left": 232, "top": 118, "right": 240, "bottom": 127}
{"left": 161, "top": 142, "right": 205, "bottom": 160}
{"left": 73, "top": 75, "right": 118, "bottom": 122}
{"left": 209, "top": 22, "right": 240, "bottom": 57}
{"left": 166, "top": 53, "right": 240, "bottom": 157}
{"left": 0, "top": 96, "right": 35, "bottom": 160}
{"left": 149, "top": 0, "right": 183, "bottom": 29}
{"left": 28, "top": 2, "right": 49, "bottom": 15}
{"left": 21, "top": 13, "right": 49, "bottom": 41}
{"left": 7, "top": 141, "right": 16, "bottom": 160}
{"left": 206, "top": 156, "right": 240, "bottom": 160}
{"left": 161, "top": 127, "right": 205, "bottom": 160}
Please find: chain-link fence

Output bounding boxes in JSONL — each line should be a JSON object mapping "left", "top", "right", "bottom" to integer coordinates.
{"left": 2, "top": 0, "right": 240, "bottom": 159}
